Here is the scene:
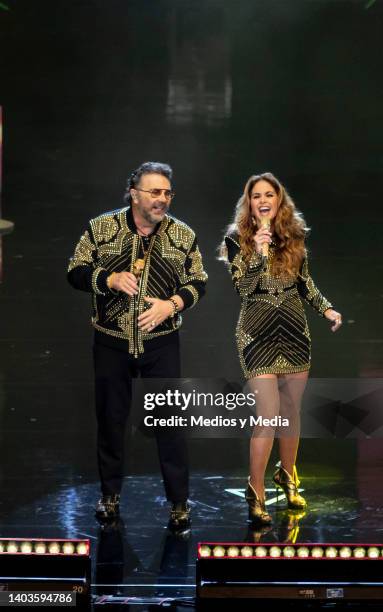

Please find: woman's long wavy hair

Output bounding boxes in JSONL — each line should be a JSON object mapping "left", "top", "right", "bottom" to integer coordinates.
{"left": 220, "top": 173, "right": 308, "bottom": 279}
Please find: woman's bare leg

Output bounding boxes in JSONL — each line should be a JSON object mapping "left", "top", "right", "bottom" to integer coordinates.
{"left": 277, "top": 370, "right": 309, "bottom": 475}
{"left": 248, "top": 374, "right": 279, "bottom": 502}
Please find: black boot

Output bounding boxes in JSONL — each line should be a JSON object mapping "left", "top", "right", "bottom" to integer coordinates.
{"left": 168, "top": 502, "right": 191, "bottom": 532}
{"left": 95, "top": 494, "right": 120, "bottom": 522}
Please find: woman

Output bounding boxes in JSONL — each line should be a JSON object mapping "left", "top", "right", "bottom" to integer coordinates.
{"left": 221, "top": 172, "right": 342, "bottom": 525}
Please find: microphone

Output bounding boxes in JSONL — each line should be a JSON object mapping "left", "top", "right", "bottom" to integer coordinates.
{"left": 260, "top": 217, "right": 271, "bottom": 258}
{"left": 132, "top": 258, "right": 145, "bottom": 280}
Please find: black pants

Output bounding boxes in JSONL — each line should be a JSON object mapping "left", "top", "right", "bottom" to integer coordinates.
{"left": 93, "top": 336, "right": 188, "bottom": 502}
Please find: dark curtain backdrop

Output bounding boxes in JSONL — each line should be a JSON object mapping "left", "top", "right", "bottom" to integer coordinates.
{"left": 0, "top": 0, "right": 382, "bottom": 498}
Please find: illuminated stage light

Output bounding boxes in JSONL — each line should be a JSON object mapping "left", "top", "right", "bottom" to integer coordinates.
{"left": 297, "top": 546, "right": 310, "bottom": 558}
{"left": 20, "top": 542, "right": 33, "bottom": 554}
{"left": 197, "top": 541, "right": 383, "bottom": 602}
{"left": 48, "top": 542, "right": 61, "bottom": 555}
{"left": 6, "top": 542, "right": 18, "bottom": 554}
{"left": 76, "top": 542, "right": 89, "bottom": 556}
{"left": 199, "top": 545, "right": 211, "bottom": 558}
{"left": 339, "top": 546, "right": 352, "bottom": 558}
{"left": 62, "top": 542, "right": 75, "bottom": 555}
{"left": 34, "top": 542, "right": 46, "bottom": 554}
{"left": 213, "top": 546, "right": 225, "bottom": 558}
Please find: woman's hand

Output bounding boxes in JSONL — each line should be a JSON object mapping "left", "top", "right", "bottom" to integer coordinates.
{"left": 253, "top": 226, "right": 272, "bottom": 254}
{"left": 137, "top": 297, "right": 174, "bottom": 331}
{"left": 324, "top": 308, "right": 342, "bottom": 332}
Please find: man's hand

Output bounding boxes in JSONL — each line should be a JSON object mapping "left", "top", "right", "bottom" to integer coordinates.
{"left": 138, "top": 297, "right": 174, "bottom": 331}
{"left": 107, "top": 272, "right": 138, "bottom": 296}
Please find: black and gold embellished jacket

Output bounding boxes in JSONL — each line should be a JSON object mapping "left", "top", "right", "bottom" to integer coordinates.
{"left": 224, "top": 233, "right": 332, "bottom": 314}
{"left": 68, "top": 207, "right": 207, "bottom": 356}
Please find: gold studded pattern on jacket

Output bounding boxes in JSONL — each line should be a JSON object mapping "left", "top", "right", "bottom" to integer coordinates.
{"left": 68, "top": 208, "right": 207, "bottom": 355}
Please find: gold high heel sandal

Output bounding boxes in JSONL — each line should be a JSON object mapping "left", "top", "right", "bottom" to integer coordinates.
{"left": 245, "top": 478, "right": 272, "bottom": 525}
{"left": 272, "top": 461, "right": 306, "bottom": 509}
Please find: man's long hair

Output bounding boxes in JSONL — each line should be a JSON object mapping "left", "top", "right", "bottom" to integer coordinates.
{"left": 220, "top": 172, "right": 308, "bottom": 279}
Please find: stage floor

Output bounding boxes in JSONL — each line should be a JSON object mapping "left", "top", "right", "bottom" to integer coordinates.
{"left": 1, "top": 471, "right": 382, "bottom": 609}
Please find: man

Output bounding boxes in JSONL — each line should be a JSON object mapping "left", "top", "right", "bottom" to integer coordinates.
{"left": 68, "top": 161, "right": 207, "bottom": 529}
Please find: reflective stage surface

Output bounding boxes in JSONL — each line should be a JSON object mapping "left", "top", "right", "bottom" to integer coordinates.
{"left": 1, "top": 466, "right": 383, "bottom": 609}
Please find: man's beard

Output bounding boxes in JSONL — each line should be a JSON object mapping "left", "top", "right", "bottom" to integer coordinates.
{"left": 142, "top": 204, "right": 168, "bottom": 225}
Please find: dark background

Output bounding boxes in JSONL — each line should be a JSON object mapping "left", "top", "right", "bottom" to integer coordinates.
{"left": 0, "top": 0, "right": 382, "bottom": 507}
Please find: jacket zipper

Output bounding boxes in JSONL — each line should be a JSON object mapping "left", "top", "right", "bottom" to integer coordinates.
{"left": 133, "top": 234, "right": 156, "bottom": 358}
{"left": 130, "top": 236, "right": 140, "bottom": 357}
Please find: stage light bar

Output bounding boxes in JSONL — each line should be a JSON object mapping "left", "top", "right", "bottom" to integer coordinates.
{"left": 197, "top": 542, "right": 383, "bottom": 603}
{"left": 0, "top": 538, "right": 90, "bottom": 608}
{"left": 198, "top": 542, "right": 383, "bottom": 560}
{"left": 0, "top": 538, "right": 90, "bottom": 556}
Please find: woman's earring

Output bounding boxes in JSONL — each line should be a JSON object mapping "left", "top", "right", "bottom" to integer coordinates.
{"left": 251, "top": 216, "right": 257, "bottom": 226}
